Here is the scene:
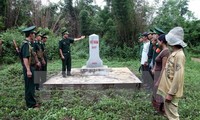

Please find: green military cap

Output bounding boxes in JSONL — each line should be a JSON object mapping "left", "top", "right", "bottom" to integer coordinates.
{"left": 42, "top": 33, "right": 48, "bottom": 38}
{"left": 35, "top": 31, "right": 42, "bottom": 36}
{"left": 149, "top": 28, "right": 156, "bottom": 34}
{"left": 154, "top": 27, "right": 165, "bottom": 35}
{"left": 62, "top": 30, "right": 69, "bottom": 35}
{"left": 22, "top": 26, "right": 36, "bottom": 33}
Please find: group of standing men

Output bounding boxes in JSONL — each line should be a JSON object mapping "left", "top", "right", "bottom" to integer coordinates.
{"left": 19, "top": 26, "right": 85, "bottom": 109}
{"left": 19, "top": 26, "right": 48, "bottom": 108}
{"left": 139, "top": 26, "right": 187, "bottom": 120}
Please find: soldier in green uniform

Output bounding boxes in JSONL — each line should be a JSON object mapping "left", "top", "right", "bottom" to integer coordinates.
{"left": 20, "top": 26, "right": 40, "bottom": 108}
{"left": 59, "top": 30, "right": 85, "bottom": 77}
{"left": 34, "top": 32, "right": 45, "bottom": 90}
{"left": 148, "top": 27, "right": 165, "bottom": 69}
{"left": 40, "top": 33, "right": 48, "bottom": 82}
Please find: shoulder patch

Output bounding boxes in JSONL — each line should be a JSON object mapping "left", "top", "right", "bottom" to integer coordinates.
{"left": 175, "top": 63, "right": 181, "bottom": 71}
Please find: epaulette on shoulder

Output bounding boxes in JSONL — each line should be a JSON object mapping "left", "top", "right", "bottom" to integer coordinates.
{"left": 23, "top": 40, "right": 28, "bottom": 43}
{"left": 23, "top": 40, "right": 31, "bottom": 45}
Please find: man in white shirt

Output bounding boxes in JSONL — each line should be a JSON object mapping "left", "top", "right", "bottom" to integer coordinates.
{"left": 140, "top": 32, "right": 152, "bottom": 90}
{"left": 141, "top": 32, "right": 150, "bottom": 65}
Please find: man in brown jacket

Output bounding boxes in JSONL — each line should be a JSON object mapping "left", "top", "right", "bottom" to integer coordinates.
{"left": 157, "top": 27, "right": 187, "bottom": 120}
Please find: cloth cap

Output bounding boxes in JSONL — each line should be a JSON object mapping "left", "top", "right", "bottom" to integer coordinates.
{"left": 165, "top": 27, "right": 187, "bottom": 47}
{"left": 142, "top": 32, "right": 148, "bottom": 37}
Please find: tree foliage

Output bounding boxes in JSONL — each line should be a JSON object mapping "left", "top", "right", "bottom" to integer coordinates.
{"left": 0, "top": 0, "right": 199, "bottom": 63}
{"left": 151, "top": 0, "right": 199, "bottom": 47}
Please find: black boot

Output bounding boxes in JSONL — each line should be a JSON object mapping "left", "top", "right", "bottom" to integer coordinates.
{"left": 62, "top": 71, "right": 66, "bottom": 78}
{"left": 67, "top": 71, "right": 72, "bottom": 76}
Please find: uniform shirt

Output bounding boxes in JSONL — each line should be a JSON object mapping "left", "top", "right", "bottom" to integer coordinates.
{"left": 20, "top": 40, "right": 34, "bottom": 66}
{"left": 31, "top": 41, "right": 36, "bottom": 52}
{"left": 59, "top": 37, "right": 74, "bottom": 54}
{"left": 148, "top": 43, "right": 160, "bottom": 67}
{"left": 158, "top": 49, "right": 185, "bottom": 98}
{"left": 148, "top": 42, "right": 153, "bottom": 64}
{"left": 141, "top": 41, "right": 150, "bottom": 65}
{"left": 40, "top": 42, "right": 47, "bottom": 60}
{"left": 34, "top": 41, "right": 43, "bottom": 59}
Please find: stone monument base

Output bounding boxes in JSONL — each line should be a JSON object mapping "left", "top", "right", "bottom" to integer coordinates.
{"left": 81, "top": 65, "right": 109, "bottom": 76}
{"left": 43, "top": 67, "right": 141, "bottom": 89}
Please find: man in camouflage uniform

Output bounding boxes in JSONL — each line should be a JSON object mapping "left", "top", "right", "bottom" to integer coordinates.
{"left": 20, "top": 26, "right": 40, "bottom": 108}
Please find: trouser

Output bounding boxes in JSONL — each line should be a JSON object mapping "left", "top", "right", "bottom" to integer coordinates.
{"left": 34, "top": 59, "right": 47, "bottom": 90}
{"left": 41, "top": 58, "right": 47, "bottom": 86}
{"left": 164, "top": 100, "right": 179, "bottom": 120}
{"left": 141, "top": 65, "right": 153, "bottom": 90}
{"left": 62, "top": 53, "right": 71, "bottom": 74}
{"left": 23, "top": 66, "right": 36, "bottom": 108}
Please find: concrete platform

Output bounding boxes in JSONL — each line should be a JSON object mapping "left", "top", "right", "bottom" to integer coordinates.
{"left": 43, "top": 67, "right": 141, "bottom": 88}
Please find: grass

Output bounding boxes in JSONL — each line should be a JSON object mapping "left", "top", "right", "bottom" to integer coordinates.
{"left": 0, "top": 57, "right": 200, "bottom": 120}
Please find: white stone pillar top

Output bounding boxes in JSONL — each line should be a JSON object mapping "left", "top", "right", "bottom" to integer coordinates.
{"left": 86, "top": 34, "right": 103, "bottom": 68}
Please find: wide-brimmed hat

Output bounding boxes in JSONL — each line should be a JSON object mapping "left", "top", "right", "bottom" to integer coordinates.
{"left": 165, "top": 27, "right": 187, "bottom": 48}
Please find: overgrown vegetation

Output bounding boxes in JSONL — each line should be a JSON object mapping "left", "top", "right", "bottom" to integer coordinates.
{"left": 0, "top": 57, "right": 200, "bottom": 119}
{"left": 0, "top": 0, "right": 200, "bottom": 119}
